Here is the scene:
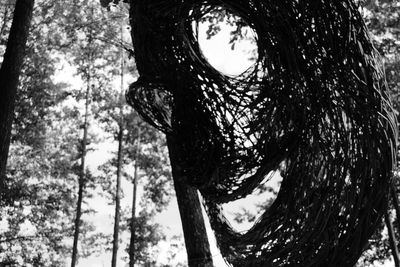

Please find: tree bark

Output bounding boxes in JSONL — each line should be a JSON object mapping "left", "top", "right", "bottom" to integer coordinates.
{"left": 0, "top": 0, "right": 34, "bottom": 194}
{"left": 385, "top": 208, "right": 400, "bottom": 267}
{"left": 129, "top": 127, "right": 141, "bottom": 267}
{"left": 71, "top": 80, "right": 91, "bottom": 267}
{"left": 167, "top": 135, "right": 213, "bottom": 267}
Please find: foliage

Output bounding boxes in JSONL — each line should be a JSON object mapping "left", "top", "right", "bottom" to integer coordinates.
{"left": 0, "top": 125, "right": 77, "bottom": 265}
{"left": 160, "top": 235, "right": 187, "bottom": 267}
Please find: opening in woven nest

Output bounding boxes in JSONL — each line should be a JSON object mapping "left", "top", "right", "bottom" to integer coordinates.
{"left": 222, "top": 170, "right": 283, "bottom": 233}
{"left": 192, "top": 5, "right": 258, "bottom": 77}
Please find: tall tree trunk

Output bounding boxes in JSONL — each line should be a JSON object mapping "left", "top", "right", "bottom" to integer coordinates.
{"left": 0, "top": 0, "right": 34, "bottom": 194}
{"left": 71, "top": 80, "right": 91, "bottom": 267}
{"left": 167, "top": 135, "right": 213, "bottom": 267}
{"left": 129, "top": 127, "right": 141, "bottom": 267}
{"left": 112, "top": 27, "right": 125, "bottom": 266}
{"left": 111, "top": 123, "right": 124, "bottom": 267}
{"left": 127, "top": 1, "right": 212, "bottom": 265}
{"left": 385, "top": 208, "right": 400, "bottom": 267}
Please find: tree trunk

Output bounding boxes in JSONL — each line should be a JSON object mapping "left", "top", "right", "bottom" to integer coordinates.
{"left": 112, "top": 27, "right": 126, "bottom": 266}
{"left": 385, "top": 208, "right": 400, "bottom": 267}
{"left": 167, "top": 135, "right": 213, "bottom": 267}
{"left": 71, "top": 80, "right": 91, "bottom": 267}
{"left": 129, "top": 127, "right": 141, "bottom": 267}
{"left": 111, "top": 123, "right": 124, "bottom": 267}
{"left": 0, "top": 0, "right": 34, "bottom": 194}
{"left": 127, "top": 1, "right": 212, "bottom": 265}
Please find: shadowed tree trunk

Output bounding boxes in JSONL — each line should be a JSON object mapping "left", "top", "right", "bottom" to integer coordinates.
{"left": 167, "top": 135, "right": 213, "bottom": 267}
{"left": 0, "top": 0, "right": 34, "bottom": 195}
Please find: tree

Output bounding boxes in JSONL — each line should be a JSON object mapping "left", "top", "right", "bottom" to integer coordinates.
{"left": 129, "top": 125, "right": 140, "bottom": 267}
{"left": 95, "top": 115, "right": 174, "bottom": 266}
{"left": 59, "top": 2, "right": 124, "bottom": 265}
{"left": 96, "top": 88, "right": 175, "bottom": 266}
{"left": 111, "top": 22, "right": 126, "bottom": 267}
{"left": 0, "top": 0, "right": 35, "bottom": 196}
{"left": 166, "top": 136, "right": 213, "bottom": 267}
{"left": 128, "top": 125, "right": 174, "bottom": 266}
{"left": 88, "top": 4, "right": 177, "bottom": 264}
{"left": 70, "top": 73, "right": 91, "bottom": 267}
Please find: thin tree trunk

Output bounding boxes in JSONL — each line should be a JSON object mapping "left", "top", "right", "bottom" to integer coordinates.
{"left": 71, "top": 80, "right": 91, "bottom": 267}
{"left": 129, "top": 127, "right": 141, "bottom": 267}
{"left": 385, "top": 208, "right": 400, "bottom": 267}
{"left": 167, "top": 135, "right": 213, "bottom": 267}
{"left": 112, "top": 25, "right": 125, "bottom": 266}
{"left": 111, "top": 123, "right": 124, "bottom": 267}
{"left": 0, "top": 0, "right": 34, "bottom": 193}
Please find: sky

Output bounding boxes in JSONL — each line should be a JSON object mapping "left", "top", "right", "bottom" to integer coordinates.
{"left": 196, "top": 18, "right": 256, "bottom": 76}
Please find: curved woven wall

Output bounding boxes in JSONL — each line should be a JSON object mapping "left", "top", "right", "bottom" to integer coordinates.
{"left": 126, "top": 1, "right": 398, "bottom": 266}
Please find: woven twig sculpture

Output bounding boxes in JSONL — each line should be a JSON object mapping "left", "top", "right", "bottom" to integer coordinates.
{"left": 126, "top": 0, "right": 398, "bottom": 266}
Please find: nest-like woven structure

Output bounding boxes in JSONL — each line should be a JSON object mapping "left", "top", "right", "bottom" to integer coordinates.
{"left": 126, "top": 0, "right": 398, "bottom": 266}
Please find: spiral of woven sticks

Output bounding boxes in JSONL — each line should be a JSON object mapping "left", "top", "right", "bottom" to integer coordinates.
{"left": 126, "top": 0, "right": 398, "bottom": 266}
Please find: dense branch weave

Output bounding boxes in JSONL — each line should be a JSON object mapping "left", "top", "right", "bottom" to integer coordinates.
{"left": 126, "top": 0, "right": 398, "bottom": 266}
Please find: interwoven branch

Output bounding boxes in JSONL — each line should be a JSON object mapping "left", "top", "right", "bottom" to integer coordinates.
{"left": 126, "top": 0, "right": 398, "bottom": 266}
